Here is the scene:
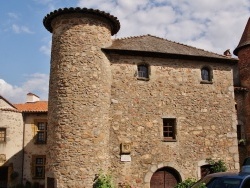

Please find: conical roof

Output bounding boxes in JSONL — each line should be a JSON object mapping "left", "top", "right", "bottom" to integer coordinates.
{"left": 234, "top": 17, "right": 250, "bottom": 56}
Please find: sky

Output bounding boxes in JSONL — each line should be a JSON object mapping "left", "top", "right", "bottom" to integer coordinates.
{"left": 0, "top": 0, "right": 249, "bottom": 103}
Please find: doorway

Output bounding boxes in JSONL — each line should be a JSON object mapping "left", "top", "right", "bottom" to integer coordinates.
{"left": 0, "top": 166, "right": 8, "bottom": 188}
{"left": 150, "top": 167, "right": 181, "bottom": 188}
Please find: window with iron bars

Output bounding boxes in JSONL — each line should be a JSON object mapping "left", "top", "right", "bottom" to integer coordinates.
{"left": 32, "top": 155, "right": 46, "bottom": 179}
{"left": 0, "top": 128, "right": 6, "bottom": 142}
{"left": 163, "top": 118, "right": 176, "bottom": 141}
{"left": 36, "top": 122, "right": 47, "bottom": 144}
{"left": 137, "top": 64, "right": 149, "bottom": 79}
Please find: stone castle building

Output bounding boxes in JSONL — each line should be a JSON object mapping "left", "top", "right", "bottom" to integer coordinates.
{"left": 41, "top": 7, "right": 245, "bottom": 188}
{"left": 1, "top": 6, "right": 250, "bottom": 188}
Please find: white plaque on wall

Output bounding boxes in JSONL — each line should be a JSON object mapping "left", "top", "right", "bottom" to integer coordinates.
{"left": 121, "top": 155, "right": 131, "bottom": 162}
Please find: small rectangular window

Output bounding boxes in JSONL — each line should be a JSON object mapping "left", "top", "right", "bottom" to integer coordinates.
{"left": 163, "top": 118, "right": 176, "bottom": 141}
{"left": 0, "top": 128, "right": 6, "bottom": 142}
{"left": 137, "top": 64, "right": 149, "bottom": 80}
{"left": 36, "top": 122, "right": 47, "bottom": 144}
{"left": 32, "top": 155, "right": 46, "bottom": 179}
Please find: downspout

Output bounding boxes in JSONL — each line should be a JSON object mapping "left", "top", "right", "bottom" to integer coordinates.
{"left": 21, "top": 113, "right": 26, "bottom": 185}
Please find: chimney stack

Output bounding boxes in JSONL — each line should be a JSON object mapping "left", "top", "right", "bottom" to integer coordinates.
{"left": 26, "top": 93, "right": 40, "bottom": 103}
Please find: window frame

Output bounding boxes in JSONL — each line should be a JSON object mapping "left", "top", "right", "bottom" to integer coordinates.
{"left": 0, "top": 128, "right": 6, "bottom": 143}
{"left": 200, "top": 66, "right": 213, "bottom": 84}
{"left": 162, "top": 118, "right": 176, "bottom": 141}
{"left": 32, "top": 155, "right": 46, "bottom": 179}
{"left": 137, "top": 64, "right": 150, "bottom": 80}
{"left": 35, "top": 120, "right": 47, "bottom": 144}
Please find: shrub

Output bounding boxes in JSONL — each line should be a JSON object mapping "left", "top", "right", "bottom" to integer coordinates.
{"left": 206, "top": 158, "right": 227, "bottom": 173}
{"left": 93, "top": 172, "right": 115, "bottom": 188}
{"left": 174, "top": 178, "right": 196, "bottom": 188}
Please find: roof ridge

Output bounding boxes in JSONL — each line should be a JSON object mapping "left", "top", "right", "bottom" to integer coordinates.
{"left": 114, "top": 34, "right": 234, "bottom": 59}
{"left": 114, "top": 34, "right": 151, "bottom": 41}
{"left": 147, "top": 34, "right": 231, "bottom": 59}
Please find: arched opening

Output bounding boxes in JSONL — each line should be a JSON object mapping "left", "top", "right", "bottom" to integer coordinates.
{"left": 150, "top": 167, "right": 181, "bottom": 188}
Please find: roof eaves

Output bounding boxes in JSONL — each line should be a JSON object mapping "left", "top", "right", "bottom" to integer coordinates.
{"left": 0, "top": 108, "right": 20, "bottom": 113}
{"left": 102, "top": 48, "right": 238, "bottom": 64}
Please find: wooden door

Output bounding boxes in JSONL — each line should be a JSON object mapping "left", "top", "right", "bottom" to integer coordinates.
{"left": 150, "top": 169, "right": 178, "bottom": 188}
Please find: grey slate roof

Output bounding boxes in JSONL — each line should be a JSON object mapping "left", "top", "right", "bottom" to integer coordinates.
{"left": 104, "top": 34, "right": 237, "bottom": 63}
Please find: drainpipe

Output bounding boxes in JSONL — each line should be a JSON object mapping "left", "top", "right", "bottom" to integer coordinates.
{"left": 21, "top": 113, "right": 26, "bottom": 185}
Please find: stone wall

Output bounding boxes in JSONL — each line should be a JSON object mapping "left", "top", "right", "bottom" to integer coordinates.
{"left": 108, "top": 55, "right": 239, "bottom": 187}
{"left": 22, "top": 113, "right": 47, "bottom": 186}
{"left": 0, "top": 99, "right": 23, "bottom": 187}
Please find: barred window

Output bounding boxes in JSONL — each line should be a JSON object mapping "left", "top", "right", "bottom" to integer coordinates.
{"left": 201, "top": 67, "right": 212, "bottom": 81}
{"left": 36, "top": 122, "right": 47, "bottom": 144}
{"left": 163, "top": 118, "right": 176, "bottom": 141}
{"left": 137, "top": 64, "right": 149, "bottom": 79}
{"left": 0, "top": 128, "right": 6, "bottom": 142}
{"left": 32, "top": 155, "right": 46, "bottom": 179}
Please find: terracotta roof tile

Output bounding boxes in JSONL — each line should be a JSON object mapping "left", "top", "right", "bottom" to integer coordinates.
{"left": 104, "top": 34, "right": 237, "bottom": 62}
{"left": 0, "top": 108, "right": 20, "bottom": 113}
{"left": 14, "top": 101, "right": 48, "bottom": 113}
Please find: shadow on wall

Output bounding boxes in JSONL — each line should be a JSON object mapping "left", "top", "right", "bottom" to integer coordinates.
{"left": 0, "top": 133, "right": 46, "bottom": 188}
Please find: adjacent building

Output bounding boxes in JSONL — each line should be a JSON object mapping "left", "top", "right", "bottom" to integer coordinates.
{"left": 0, "top": 94, "right": 47, "bottom": 188}
{"left": 0, "top": 96, "right": 23, "bottom": 188}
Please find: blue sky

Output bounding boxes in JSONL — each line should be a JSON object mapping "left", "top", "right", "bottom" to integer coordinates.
{"left": 0, "top": 0, "right": 250, "bottom": 103}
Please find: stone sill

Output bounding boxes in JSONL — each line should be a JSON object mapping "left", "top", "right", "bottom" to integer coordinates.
{"left": 162, "top": 139, "right": 177, "bottom": 142}
{"left": 200, "top": 80, "right": 213, "bottom": 84}
{"left": 137, "top": 77, "right": 149, "bottom": 81}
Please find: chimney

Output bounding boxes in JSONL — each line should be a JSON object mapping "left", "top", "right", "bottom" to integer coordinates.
{"left": 26, "top": 93, "right": 40, "bottom": 103}
{"left": 224, "top": 49, "right": 232, "bottom": 57}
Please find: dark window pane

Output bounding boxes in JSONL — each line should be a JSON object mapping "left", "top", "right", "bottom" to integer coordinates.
{"left": 237, "top": 125, "right": 242, "bottom": 140}
{"left": 163, "top": 119, "right": 176, "bottom": 140}
{"left": 138, "top": 65, "right": 149, "bottom": 78}
{"left": 35, "top": 166, "right": 44, "bottom": 177}
{"left": 201, "top": 68, "right": 210, "bottom": 81}
{"left": 0, "top": 129, "right": 6, "bottom": 142}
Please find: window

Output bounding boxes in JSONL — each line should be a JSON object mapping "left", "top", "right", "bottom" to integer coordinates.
{"left": 35, "top": 121, "right": 47, "bottom": 144}
{"left": 0, "top": 128, "right": 6, "bottom": 142}
{"left": 32, "top": 155, "right": 46, "bottom": 179}
{"left": 163, "top": 118, "right": 176, "bottom": 141}
{"left": 201, "top": 66, "right": 212, "bottom": 82}
{"left": 137, "top": 64, "right": 149, "bottom": 80}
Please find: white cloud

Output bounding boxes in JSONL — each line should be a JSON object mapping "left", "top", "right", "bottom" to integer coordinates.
{"left": 77, "top": 0, "right": 250, "bottom": 54}
{"left": 40, "top": 40, "right": 52, "bottom": 56}
{"left": 8, "top": 12, "right": 19, "bottom": 19}
{"left": 12, "top": 24, "right": 34, "bottom": 34}
{"left": 0, "top": 74, "right": 49, "bottom": 103}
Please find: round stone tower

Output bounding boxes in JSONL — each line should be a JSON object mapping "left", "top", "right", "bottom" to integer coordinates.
{"left": 234, "top": 17, "right": 250, "bottom": 156}
{"left": 43, "top": 7, "right": 120, "bottom": 187}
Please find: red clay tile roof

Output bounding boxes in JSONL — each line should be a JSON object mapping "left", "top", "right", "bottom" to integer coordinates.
{"left": 14, "top": 101, "right": 48, "bottom": 113}
{"left": 104, "top": 34, "right": 238, "bottom": 63}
